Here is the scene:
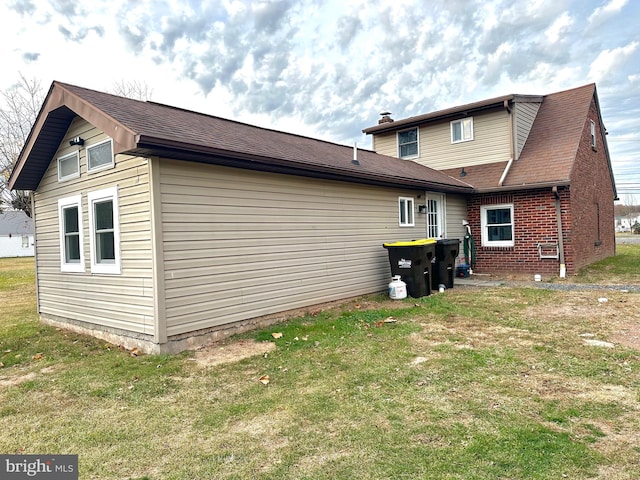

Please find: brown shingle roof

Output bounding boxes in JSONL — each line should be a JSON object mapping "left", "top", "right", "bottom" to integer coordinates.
{"left": 442, "top": 84, "right": 607, "bottom": 192}
{"left": 10, "top": 82, "right": 472, "bottom": 193}
{"left": 502, "top": 84, "right": 595, "bottom": 187}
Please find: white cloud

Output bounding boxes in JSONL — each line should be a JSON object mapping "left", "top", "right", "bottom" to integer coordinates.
{"left": 588, "top": 41, "right": 639, "bottom": 84}
{"left": 544, "top": 12, "right": 574, "bottom": 44}
{"left": 588, "top": 0, "right": 628, "bottom": 26}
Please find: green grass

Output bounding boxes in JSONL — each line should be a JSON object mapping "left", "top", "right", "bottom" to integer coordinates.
{"left": 572, "top": 242, "right": 640, "bottom": 284}
{"left": 1, "top": 255, "right": 640, "bottom": 479}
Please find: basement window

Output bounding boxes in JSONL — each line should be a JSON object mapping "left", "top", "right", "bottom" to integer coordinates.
{"left": 58, "top": 195, "right": 85, "bottom": 272}
{"left": 481, "top": 204, "right": 514, "bottom": 247}
{"left": 399, "top": 197, "right": 415, "bottom": 227}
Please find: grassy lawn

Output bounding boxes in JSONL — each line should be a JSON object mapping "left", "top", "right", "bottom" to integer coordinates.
{"left": 1, "top": 250, "right": 640, "bottom": 479}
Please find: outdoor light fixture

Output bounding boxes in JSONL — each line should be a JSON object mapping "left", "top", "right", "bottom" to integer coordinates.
{"left": 418, "top": 205, "right": 427, "bottom": 214}
{"left": 460, "top": 167, "right": 467, "bottom": 177}
{"left": 69, "top": 136, "right": 85, "bottom": 146}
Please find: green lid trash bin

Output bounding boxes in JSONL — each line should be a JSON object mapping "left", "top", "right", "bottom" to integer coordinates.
{"left": 383, "top": 238, "right": 436, "bottom": 298}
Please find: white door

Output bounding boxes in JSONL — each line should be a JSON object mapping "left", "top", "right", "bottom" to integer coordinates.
{"left": 426, "top": 193, "right": 445, "bottom": 238}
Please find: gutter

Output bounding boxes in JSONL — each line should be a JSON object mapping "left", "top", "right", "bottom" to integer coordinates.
{"left": 498, "top": 100, "right": 514, "bottom": 187}
{"left": 552, "top": 185, "right": 567, "bottom": 278}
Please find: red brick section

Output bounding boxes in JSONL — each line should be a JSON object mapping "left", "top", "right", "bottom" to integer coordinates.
{"left": 467, "top": 99, "right": 615, "bottom": 276}
{"left": 568, "top": 97, "right": 616, "bottom": 272}
{"left": 467, "top": 189, "right": 568, "bottom": 276}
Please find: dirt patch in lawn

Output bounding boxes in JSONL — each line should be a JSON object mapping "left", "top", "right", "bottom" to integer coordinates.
{"left": 192, "top": 339, "right": 276, "bottom": 367}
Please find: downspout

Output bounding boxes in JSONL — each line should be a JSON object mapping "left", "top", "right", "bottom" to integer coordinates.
{"left": 498, "top": 100, "right": 514, "bottom": 186}
{"left": 31, "top": 191, "right": 40, "bottom": 314}
{"left": 552, "top": 186, "right": 566, "bottom": 278}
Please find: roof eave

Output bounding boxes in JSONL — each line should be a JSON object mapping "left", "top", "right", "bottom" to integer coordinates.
{"left": 133, "top": 136, "right": 474, "bottom": 194}
{"left": 473, "top": 180, "right": 571, "bottom": 194}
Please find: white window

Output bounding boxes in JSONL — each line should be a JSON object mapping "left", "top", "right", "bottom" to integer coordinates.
{"left": 590, "top": 120, "right": 596, "bottom": 148}
{"left": 451, "top": 117, "right": 473, "bottom": 143}
{"left": 426, "top": 193, "right": 445, "bottom": 238}
{"left": 398, "top": 128, "right": 418, "bottom": 158}
{"left": 88, "top": 186, "right": 121, "bottom": 274}
{"left": 58, "top": 195, "right": 84, "bottom": 272}
{"left": 481, "top": 204, "right": 514, "bottom": 247}
{"left": 87, "top": 138, "right": 114, "bottom": 172}
{"left": 398, "top": 197, "right": 415, "bottom": 227}
{"left": 58, "top": 151, "right": 80, "bottom": 181}
{"left": 21, "top": 236, "right": 29, "bottom": 249}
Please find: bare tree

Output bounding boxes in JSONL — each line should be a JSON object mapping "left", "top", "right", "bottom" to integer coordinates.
{"left": 0, "top": 74, "right": 44, "bottom": 217}
{"left": 111, "top": 79, "right": 153, "bottom": 101}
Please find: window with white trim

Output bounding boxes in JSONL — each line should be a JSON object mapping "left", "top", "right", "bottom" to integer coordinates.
{"left": 88, "top": 186, "right": 121, "bottom": 274}
{"left": 58, "top": 151, "right": 80, "bottom": 182}
{"left": 481, "top": 204, "right": 514, "bottom": 247}
{"left": 58, "top": 195, "right": 84, "bottom": 272}
{"left": 451, "top": 117, "right": 473, "bottom": 143}
{"left": 398, "top": 197, "right": 415, "bottom": 227}
{"left": 590, "top": 120, "right": 596, "bottom": 149}
{"left": 87, "top": 138, "right": 114, "bottom": 172}
{"left": 398, "top": 128, "right": 418, "bottom": 158}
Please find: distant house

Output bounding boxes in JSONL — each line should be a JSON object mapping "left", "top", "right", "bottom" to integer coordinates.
{"left": 363, "top": 84, "right": 617, "bottom": 277}
{"left": 0, "top": 210, "right": 34, "bottom": 257}
{"left": 9, "top": 81, "right": 471, "bottom": 353}
{"left": 615, "top": 215, "right": 640, "bottom": 233}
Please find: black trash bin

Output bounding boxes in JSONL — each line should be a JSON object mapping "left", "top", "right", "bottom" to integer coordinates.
{"left": 383, "top": 239, "right": 436, "bottom": 298}
{"left": 431, "top": 238, "right": 460, "bottom": 290}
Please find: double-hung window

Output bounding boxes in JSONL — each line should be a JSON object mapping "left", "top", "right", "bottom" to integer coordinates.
{"left": 398, "top": 197, "right": 415, "bottom": 227}
{"left": 481, "top": 204, "right": 514, "bottom": 247}
{"left": 58, "top": 195, "right": 84, "bottom": 272}
{"left": 58, "top": 151, "right": 80, "bottom": 181}
{"left": 87, "top": 138, "right": 114, "bottom": 172}
{"left": 88, "top": 186, "right": 121, "bottom": 274}
{"left": 398, "top": 128, "right": 418, "bottom": 158}
{"left": 451, "top": 117, "right": 473, "bottom": 143}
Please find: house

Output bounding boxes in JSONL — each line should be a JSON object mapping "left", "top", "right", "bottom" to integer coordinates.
{"left": 0, "top": 210, "right": 34, "bottom": 257}
{"left": 615, "top": 215, "right": 640, "bottom": 233}
{"left": 9, "top": 81, "right": 472, "bottom": 353}
{"left": 363, "top": 84, "right": 617, "bottom": 277}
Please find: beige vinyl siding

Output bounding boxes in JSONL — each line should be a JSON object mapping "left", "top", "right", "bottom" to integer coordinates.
{"left": 33, "top": 117, "right": 155, "bottom": 335}
{"left": 513, "top": 102, "right": 541, "bottom": 159}
{"left": 415, "top": 110, "right": 510, "bottom": 170}
{"left": 371, "top": 110, "right": 511, "bottom": 170}
{"left": 159, "top": 159, "right": 425, "bottom": 336}
{"left": 442, "top": 194, "right": 467, "bottom": 241}
{"left": 372, "top": 132, "right": 401, "bottom": 158}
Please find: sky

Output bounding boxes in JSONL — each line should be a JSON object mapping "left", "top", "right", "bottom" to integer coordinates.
{"left": 1, "top": 0, "right": 639, "bottom": 199}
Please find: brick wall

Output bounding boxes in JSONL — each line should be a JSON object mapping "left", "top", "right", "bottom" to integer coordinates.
{"left": 465, "top": 97, "right": 616, "bottom": 276}
{"left": 467, "top": 189, "right": 568, "bottom": 276}
{"left": 568, "top": 98, "right": 616, "bottom": 272}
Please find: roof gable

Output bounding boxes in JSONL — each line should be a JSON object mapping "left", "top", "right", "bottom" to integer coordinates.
{"left": 10, "top": 82, "right": 472, "bottom": 194}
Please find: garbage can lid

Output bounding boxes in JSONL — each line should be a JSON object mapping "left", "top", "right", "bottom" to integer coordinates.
{"left": 383, "top": 238, "right": 437, "bottom": 247}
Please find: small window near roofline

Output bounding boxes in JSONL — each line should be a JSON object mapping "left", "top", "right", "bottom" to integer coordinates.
{"left": 87, "top": 138, "right": 114, "bottom": 173}
{"left": 58, "top": 151, "right": 80, "bottom": 182}
{"left": 590, "top": 120, "right": 597, "bottom": 149}
{"left": 451, "top": 117, "right": 474, "bottom": 143}
{"left": 397, "top": 128, "right": 419, "bottom": 159}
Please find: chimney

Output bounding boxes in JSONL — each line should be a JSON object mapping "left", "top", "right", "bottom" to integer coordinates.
{"left": 378, "top": 111, "right": 394, "bottom": 124}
